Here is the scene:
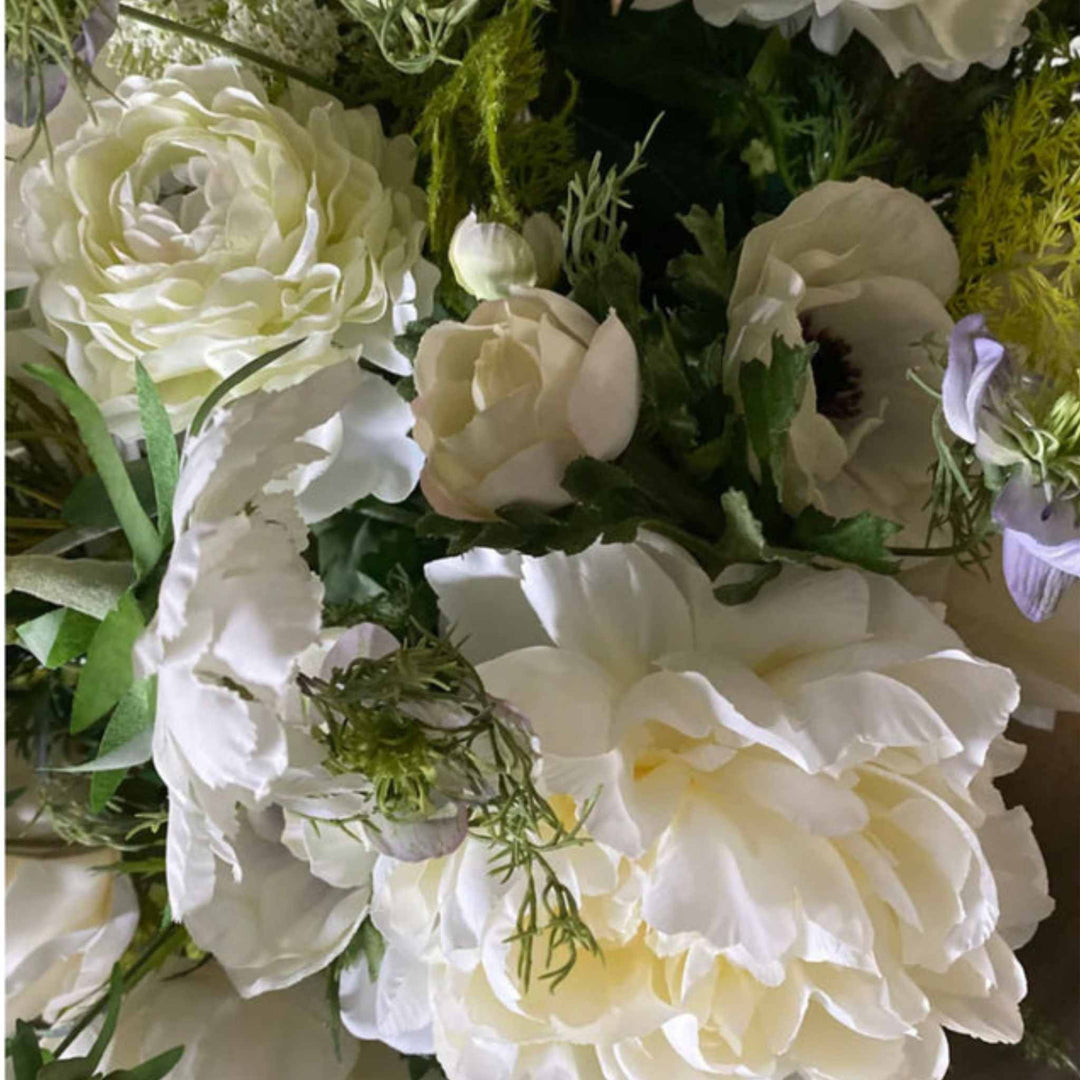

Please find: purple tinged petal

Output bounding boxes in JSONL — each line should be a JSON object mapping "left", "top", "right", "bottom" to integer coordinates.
{"left": 75, "top": 0, "right": 118, "bottom": 66}
{"left": 1000, "top": 529, "right": 1074, "bottom": 622}
{"left": 5, "top": 57, "right": 66, "bottom": 127}
{"left": 943, "top": 314, "right": 1009, "bottom": 444}
{"left": 366, "top": 805, "right": 469, "bottom": 861}
{"left": 993, "top": 478, "right": 1080, "bottom": 576}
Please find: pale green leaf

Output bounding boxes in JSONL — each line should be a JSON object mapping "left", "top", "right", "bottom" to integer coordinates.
{"left": 71, "top": 593, "right": 145, "bottom": 734}
{"left": 6, "top": 555, "right": 133, "bottom": 619}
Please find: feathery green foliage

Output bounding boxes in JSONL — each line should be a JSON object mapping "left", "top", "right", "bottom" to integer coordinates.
{"left": 953, "top": 62, "right": 1080, "bottom": 384}
{"left": 415, "top": 0, "right": 577, "bottom": 251}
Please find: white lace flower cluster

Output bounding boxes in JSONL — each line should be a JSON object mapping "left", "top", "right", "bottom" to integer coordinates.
{"left": 342, "top": 537, "right": 1053, "bottom": 1080}
{"left": 14, "top": 60, "right": 438, "bottom": 435}
{"left": 633, "top": 0, "right": 1041, "bottom": 79}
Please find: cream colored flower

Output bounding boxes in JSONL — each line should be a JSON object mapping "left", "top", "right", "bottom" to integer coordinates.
{"left": 6, "top": 849, "right": 138, "bottom": 1030}
{"left": 726, "top": 177, "right": 957, "bottom": 540}
{"left": 14, "top": 59, "right": 438, "bottom": 436}
{"left": 449, "top": 211, "right": 563, "bottom": 300}
{"left": 632, "top": 0, "right": 1040, "bottom": 79}
{"left": 412, "top": 288, "right": 639, "bottom": 519}
{"left": 342, "top": 536, "right": 1053, "bottom": 1080}
{"left": 67, "top": 960, "right": 409, "bottom": 1080}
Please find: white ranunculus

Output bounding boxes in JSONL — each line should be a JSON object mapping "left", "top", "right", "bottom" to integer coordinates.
{"left": 67, "top": 960, "right": 409, "bottom": 1080}
{"left": 632, "top": 0, "right": 1040, "bottom": 79}
{"left": 342, "top": 537, "right": 1053, "bottom": 1080}
{"left": 411, "top": 288, "right": 639, "bottom": 520}
{"left": 726, "top": 177, "right": 957, "bottom": 539}
{"left": 6, "top": 850, "right": 139, "bottom": 1031}
{"left": 13, "top": 59, "right": 438, "bottom": 436}
{"left": 134, "top": 361, "right": 423, "bottom": 996}
{"left": 449, "top": 211, "right": 564, "bottom": 300}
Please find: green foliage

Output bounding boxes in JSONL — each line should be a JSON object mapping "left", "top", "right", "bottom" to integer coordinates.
{"left": 26, "top": 365, "right": 162, "bottom": 578}
{"left": 339, "top": 0, "right": 483, "bottom": 74}
{"left": 70, "top": 592, "right": 144, "bottom": 734}
{"left": 738, "top": 335, "right": 811, "bottom": 500}
{"left": 1018, "top": 1006, "right": 1080, "bottom": 1076}
{"left": 17, "top": 608, "right": 100, "bottom": 669}
{"left": 953, "top": 62, "right": 1080, "bottom": 384}
{"left": 133, "top": 363, "right": 179, "bottom": 546}
{"left": 415, "top": 0, "right": 578, "bottom": 251}
{"left": 667, "top": 204, "right": 734, "bottom": 348}
{"left": 63, "top": 462, "right": 157, "bottom": 530}
{"left": 88, "top": 679, "right": 155, "bottom": 813}
{"left": 298, "top": 632, "right": 599, "bottom": 989}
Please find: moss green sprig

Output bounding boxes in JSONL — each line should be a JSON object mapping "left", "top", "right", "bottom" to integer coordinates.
{"left": 297, "top": 630, "right": 599, "bottom": 990}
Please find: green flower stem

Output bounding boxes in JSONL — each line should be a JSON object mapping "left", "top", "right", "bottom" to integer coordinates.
{"left": 116, "top": 3, "right": 342, "bottom": 99}
{"left": 52, "top": 922, "right": 187, "bottom": 1058}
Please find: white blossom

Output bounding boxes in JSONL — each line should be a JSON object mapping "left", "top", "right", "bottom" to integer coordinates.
{"left": 343, "top": 536, "right": 1053, "bottom": 1080}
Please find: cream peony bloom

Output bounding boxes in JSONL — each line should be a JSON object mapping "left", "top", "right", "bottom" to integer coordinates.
{"left": 6, "top": 849, "right": 138, "bottom": 1030}
{"left": 903, "top": 542, "right": 1080, "bottom": 729}
{"left": 13, "top": 59, "right": 438, "bottom": 436}
{"left": 67, "top": 960, "right": 410, "bottom": 1079}
{"left": 448, "top": 211, "right": 564, "bottom": 300}
{"left": 726, "top": 177, "right": 957, "bottom": 539}
{"left": 412, "top": 288, "right": 639, "bottom": 520}
{"left": 632, "top": 0, "right": 1040, "bottom": 79}
{"left": 342, "top": 537, "right": 1053, "bottom": 1080}
{"left": 134, "top": 361, "right": 423, "bottom": 996}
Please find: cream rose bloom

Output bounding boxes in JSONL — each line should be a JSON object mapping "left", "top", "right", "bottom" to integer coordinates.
{"left": 412, "top": 289, "right": 639, "bottom": 520}
{"left": 632, "top": 0, "right": 1040, "bottom": 79}
{"left": 341, "top": 537, "right": 1053, "bottom": 1080}
{"left": 14, "top": 59, "right": 438, "bottom": 436}
{"left": 133, "top": 360, "right": 429, "bottom": 996}
{"left": 67, "top": 961, "right": 410, "bottom": 1080}
{"left": 725, "top": 178, "right": 957, "bottom": 540}
{"left": 6, "top": 849, "right": 138, "bottom": 1030}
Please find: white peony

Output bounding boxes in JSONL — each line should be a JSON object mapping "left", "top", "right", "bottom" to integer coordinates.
{"left": 448, "top": 211, "right": 564, "bottom": 300}
{"left": 134, "top": 361, "right": 423, "bottom": 996}
{"left": 725, "top": 177, "right": 957, "bottom": 539}
{"left": 342, "top": 537, "right": 1053, "bottom": 1080}
{"left": 6, "top": 849, "right": 138, "bottom": 1030}
{"left": 13, "top": 59, "right": 438, "bottom": 436}
{"left": 412, "top": 288, "right": 639, "bottom": 520}
{"left": 903, "top": 542, "right": 1080, "bottom": 729}
{"left": 632, "top": 0, "right": 1040, "bottom": 79}
{"left": 68, "top": 961, "right": 410, "bottom": 1080}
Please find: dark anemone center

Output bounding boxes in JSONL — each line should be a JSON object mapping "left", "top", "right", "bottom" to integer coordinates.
{"left": 800, "top": 315, "right": 863, "bottom": 422}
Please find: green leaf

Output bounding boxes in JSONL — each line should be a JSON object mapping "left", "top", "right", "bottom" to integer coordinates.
{"left": 738, "top": 335, "right": 813, "bottom": 496}
{"left": 17, "top": 608, "right": 100, "bottom": 667}
{"left": 88, "top": 679, "right": 156, "bottom": 812}
{"left": 71, "top": 593, "right": 145, "bottom": 734}
{"left": 37, "top": 1057, "right": 94, "bottom": 1080}
{"left": 25, "top": 365, "right": 162, "bottom": 578}
{"left": 133, "top": 363, "right": 179, "bottom": 544}
{"left": 716, "top": 489, "right": 767, "bottom": 562}
{"left": 8, "top": 1020, "right": 44, "bottom": 1080}
{"left": 6, "top": 556, "right": 134, "bottom": 620}
{"left": 356, "top": 916, "right": 387, "bottom": 982}
{"left": 188, "top": 339, "right": 304, "bottom": 437}
{"left": 83, "top": 967, "right": 125, "bottom": 1073}
{"left": 104, "top": 1046, "right": 184, "bottom": 1080}
{"left": 791, "top": 508, "right": 902, "bottom": 573}
{"left": 63, "top": 461, "right": 156, "bottom": 530}
{"left": 713, "top": 561, "right": 782, "bottom": 605}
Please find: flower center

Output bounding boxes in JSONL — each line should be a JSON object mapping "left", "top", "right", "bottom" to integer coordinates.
{"left": 800, "top": 315, "right": 863, "bottom": 422}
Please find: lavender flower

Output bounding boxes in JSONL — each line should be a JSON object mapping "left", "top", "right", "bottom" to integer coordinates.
{"left": 5, "top": 0, "right": 116, "bottom": 128}
{"left": 943, "top": 317, "right": 1080, "bottom": 622}
{"left": 993, "top": 478, "right": 1080, "bottom": 622}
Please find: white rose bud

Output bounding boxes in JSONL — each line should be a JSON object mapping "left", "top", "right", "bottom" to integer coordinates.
{"left": 412, "top": 288, "right": 639, "bottom": 520}
{"left": 448, "top": 211, "right": 563, "bottom": 300}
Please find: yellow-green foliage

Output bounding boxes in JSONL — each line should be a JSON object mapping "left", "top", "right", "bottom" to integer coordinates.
{"left": 415, "top": 0, "right": 577, "bottom": 252}
{"left": 953, "top": 62, "right": 1080, "bottom": 385}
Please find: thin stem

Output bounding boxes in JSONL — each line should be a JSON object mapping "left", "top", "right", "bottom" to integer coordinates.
{"left": 53, "top": 922, "right": 186, "bottom": 1057}
{"left": 116, "top": 3, "right": 343, "bottom": 98}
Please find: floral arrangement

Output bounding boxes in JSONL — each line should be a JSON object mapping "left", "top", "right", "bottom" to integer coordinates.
{"left": 4, "top": 0, "right": 1079, "bottom": 1078}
